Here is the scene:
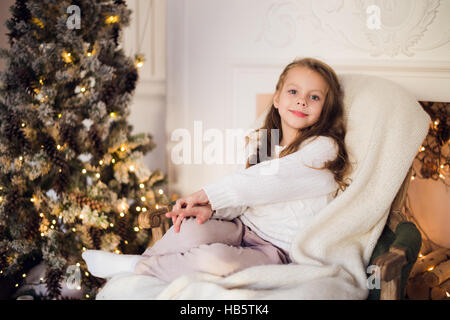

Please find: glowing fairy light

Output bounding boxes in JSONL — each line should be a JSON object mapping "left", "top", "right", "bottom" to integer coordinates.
{"left": 106, "top": 15, "right": 119, "bottom": 24}
{"left": 62, "top": 51, "right": 72, "bottom": 63}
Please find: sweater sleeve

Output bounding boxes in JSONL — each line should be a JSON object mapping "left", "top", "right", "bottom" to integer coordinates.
{"left": 212, "top": 206, "right": 248, "bottom": 220}
{"left": 202, "top": 136, "right": 339, "bottom": 211}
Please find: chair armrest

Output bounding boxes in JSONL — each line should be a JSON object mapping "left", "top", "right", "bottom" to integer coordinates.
{"left": 373, "top": 245, "right": 408, "bottom": 300}
{"left": 374, "top": 245, "right": 408, "bottom": 282}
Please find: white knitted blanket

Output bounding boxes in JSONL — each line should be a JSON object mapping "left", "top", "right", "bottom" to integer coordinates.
{"left": 96, "top": 74, "right": 430, "bottom": 300}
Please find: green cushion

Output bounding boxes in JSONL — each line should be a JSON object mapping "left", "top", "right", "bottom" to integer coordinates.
{"left": 367, "top": 221, "right": 422, "bottom": 300}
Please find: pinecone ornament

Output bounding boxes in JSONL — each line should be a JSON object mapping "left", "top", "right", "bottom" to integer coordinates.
{"left": 88, "top": 125, "right": 106, "bottom": 160}
{"left": 24, "top": 209, "right": 41, "bottom": 240}
{"left": 4, "top": 187, "right": 20, "bottom": 218}
{"left": 45, "top": 268, "right": 63, "bottom": 299}
{"left": 89, "top": 227, "right": 102, "bottom": 250}
{"left": 41, "top": 134, "right": 66, "bottom": 168}
{"left": 3, "top": 113, "right": 32, "bottom": 154}
{"left": 70, "top": 193, "right": 104, "bottom": 212}
{"left": 59, "top": 124, "right": 80, "bottom": 154}
{"left": 54, "top": 164, "right": 70, "bottom": 195}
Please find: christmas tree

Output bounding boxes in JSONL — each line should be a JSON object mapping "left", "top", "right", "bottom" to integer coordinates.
{"left": 0, "top": 0, "right": 170, "bottom": 299}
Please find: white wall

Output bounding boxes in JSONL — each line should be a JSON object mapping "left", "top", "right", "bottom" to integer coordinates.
{"left": 123, "top": 0, "right": 167, "bottom": 173}
{"left": 166, "top": 0, "right": 450, "bottom": 196}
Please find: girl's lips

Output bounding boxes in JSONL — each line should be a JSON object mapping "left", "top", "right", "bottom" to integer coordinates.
{"left": 289, "top": 110, "right": 308, "bottom": 117}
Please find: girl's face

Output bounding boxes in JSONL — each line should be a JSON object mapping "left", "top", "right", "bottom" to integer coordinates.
{"left": 273, "top": 66, "right": 328, "bottom": 143}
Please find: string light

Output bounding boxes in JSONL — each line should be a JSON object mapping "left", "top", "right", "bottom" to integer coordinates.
{"left": 106, "top": 15, "right": 119, "bottom": 24}
{"left": 135, "top": 56, "right": 145, "bottom": 68}
{"left": 80, "top": 87, "right": 86, "bottom": 93}
{"left": 134, "top": 227, "right": 140, "bottom": 232}
{"left": 82, "top": 169, "right": 87, "bottom": 174}
{"left": 95, "top": 173, "right": 100, "bottom": 178}
{"left": 58, "top": 113, "right": 62, "bottom": 118}
{"left": 158, "top": 189, "right": 164, "bottom": 195}
{"left": 109, "top": 112, "right": 116, "bottom": 118}
{"left": 62, "top": 51, "right": 72, "bottom": 63}
{"left": 21, "top": 122, "right": 26, "bottom": 127}
{"left": 136, "top": 206, "right": 141, "bottom": 212}
{"left": 32, "top": 17, "right": 44, "bottom": 29}
{"left": 99, "top": 160, "right": 104, "bottom": 165}
{"left": 141, "top": 196, "right": 146, "bottom": 201}
{"left": 120, "top": 146, "right": 126, "bottom": 152}
{"left": 139, "top": 183, "right": 145, "bottom": 189}
{"left": 119, "top": 212, "right": 125, "bottom": 217}
{"left": 427, "top": 266, "right": 434, "bottom": 271}
{"left": 129, "top": 165, "right": 135, "bottom": 172}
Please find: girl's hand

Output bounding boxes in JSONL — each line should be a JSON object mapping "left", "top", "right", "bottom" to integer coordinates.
{"left": 166, "top": 204, "right": 214, "bottom": 233}
{"left": 171, "top": 189, "right": 210, "bottom": 212}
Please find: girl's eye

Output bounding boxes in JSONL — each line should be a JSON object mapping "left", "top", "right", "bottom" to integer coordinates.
{"left": 288, "top": 89, "right": 297, "bottom": 95}
{"left": 310, "top": 95, "right": 320, "bottom": 101}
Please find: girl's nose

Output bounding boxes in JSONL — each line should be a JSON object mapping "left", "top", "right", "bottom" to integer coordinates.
{"left": 297, "top": 100, "right": 306, "bottom": 106}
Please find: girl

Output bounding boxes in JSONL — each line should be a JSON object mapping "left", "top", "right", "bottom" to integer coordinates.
{"left": 83, "top": 57, "right": 352, "bottom": 282}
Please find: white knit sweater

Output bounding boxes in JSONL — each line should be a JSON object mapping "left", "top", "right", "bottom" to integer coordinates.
{"left": 202, "top": 135, "right": 340, "bottom": 252}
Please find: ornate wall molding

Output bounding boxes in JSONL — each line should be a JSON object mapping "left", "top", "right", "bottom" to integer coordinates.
{"left": 257, "top": 0, "right": 450, "bottom": 57}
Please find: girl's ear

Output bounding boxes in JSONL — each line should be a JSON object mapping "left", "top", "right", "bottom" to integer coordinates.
{"left": 273, "top": 92, "right": 280, "bottom": 109}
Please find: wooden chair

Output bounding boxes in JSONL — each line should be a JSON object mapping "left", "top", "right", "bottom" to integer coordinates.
{"left": 368, "top": 166, "right": 422, "bottom": 300}
{"left": 138, "top": 166, "right": 422, "bottom": 300}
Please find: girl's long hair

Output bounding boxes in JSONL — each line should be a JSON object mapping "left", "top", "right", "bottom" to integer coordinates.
{"left": 245, "top": 57, "right": 352, "bottom": 196}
